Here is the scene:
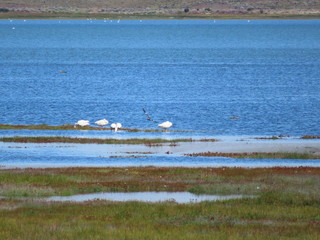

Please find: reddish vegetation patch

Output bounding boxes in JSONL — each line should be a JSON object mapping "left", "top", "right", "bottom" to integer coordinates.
{"left": 301, "top": 135, "right": 320, "bottom": 139}
{"left": 185, "top": 152, "right": 281, "bottom": 157}
{"left": 0, "top": 166, "right": 319, "bottom": 197}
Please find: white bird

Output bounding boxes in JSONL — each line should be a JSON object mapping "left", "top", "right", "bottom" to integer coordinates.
{"left": 95, "top": 119, "right": 109, "bottom": 127}
{"left": 158, "top": 121, "right": 173, "bottom": 130}
{"left": 74, "top": 120, "right": 90, "bottom": 127}
{"left": 110, "top": 123, "right": 122, "bottom": 132}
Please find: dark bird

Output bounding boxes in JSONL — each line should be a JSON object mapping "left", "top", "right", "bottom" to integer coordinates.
{"left": 143, "top": 108, "right": 157, "bottom": 123}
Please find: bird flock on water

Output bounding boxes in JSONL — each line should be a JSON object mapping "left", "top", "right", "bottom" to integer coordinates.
{"left": 74, "top": 109, "right": 173, "bottom": 132}
{"left": 74, "top": 119, "right": 123, "bottom": 132}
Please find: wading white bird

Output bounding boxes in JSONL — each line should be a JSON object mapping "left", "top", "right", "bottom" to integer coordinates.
{"left": 95, "top": 119, "right": 109, "bottom": 127}
{"left": 158, "top": 121, "right": 173, "bottom": 130}
{"left": 111, "top": 123, "right": 122, "bottom": 132}
{"left": 74, "top": 120, "right": 90, "bottom": 127}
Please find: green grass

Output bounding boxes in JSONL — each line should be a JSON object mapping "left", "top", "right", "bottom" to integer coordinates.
{"left": 0, "top": 194, "right": 319, "bottom": 239}
{"left": 0, "top": 167, "right": 319, "bottom": 198}
{"left": 0, "top": 167, "right": 319, "bottom": 239}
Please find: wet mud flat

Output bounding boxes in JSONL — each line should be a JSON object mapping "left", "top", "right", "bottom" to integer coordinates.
{"left": 1, "top": 136, "right": 319, "bottom": 168}
{"left": 144, "top": 140, "right": 320, "bottom": 155}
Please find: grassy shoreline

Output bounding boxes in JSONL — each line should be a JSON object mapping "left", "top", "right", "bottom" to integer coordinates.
{"left": 0, "top": 124, "right": 170, "bottom": 132}
{"left": 0, "top": 166, "right": 319, "bottom": 239}
{"left": 0, "top": 124, "right": 196, "bottom": 133}
{"left": 0, "top": 136, "right": 200, "bottom": 144}
{"left": 0, "top": 124, "right": 319, "bottom": 139}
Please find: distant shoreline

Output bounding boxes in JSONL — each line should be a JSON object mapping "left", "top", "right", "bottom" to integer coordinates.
{"left": 1, "top": 12, "right": 320, "bottom": 20}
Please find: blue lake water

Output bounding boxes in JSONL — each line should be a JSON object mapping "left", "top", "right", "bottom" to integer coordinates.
{"left": 0, "top": 19, "right": 319, "bottom": 168}
{"left": 1, "top": 19, "right": 320, "bottom": 136}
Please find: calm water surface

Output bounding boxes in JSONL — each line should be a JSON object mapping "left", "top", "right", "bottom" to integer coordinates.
{"left": 1, "top": 140, "right": 319, "bottom": 168}
{"left": 0, "top": 19, "right": 319, "bottom": 136}
{"left": 0, "top": 19, "right": 319, "bottom": 168}
{"left": 46, "top": 192, "right": 250, "bottom": 203}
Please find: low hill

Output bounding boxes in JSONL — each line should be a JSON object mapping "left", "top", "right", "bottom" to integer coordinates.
{"left": 1, "top": 0, "right": 320, "bottom": 18}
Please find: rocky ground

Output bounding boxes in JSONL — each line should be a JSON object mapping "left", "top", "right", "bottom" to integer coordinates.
{"left": 1, "top": 0, "right": 320, "bottom": 18}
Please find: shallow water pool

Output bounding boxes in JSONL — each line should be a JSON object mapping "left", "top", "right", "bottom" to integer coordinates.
{"left": 45, "top": 192, "right": 252, "bottom": 203}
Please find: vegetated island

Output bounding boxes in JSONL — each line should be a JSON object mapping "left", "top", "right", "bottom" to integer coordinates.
{"left": 0, "top": 136, "right": 209, "bottom": 145}
{"left": 0, "top": 124, "right": 188, "bottom": 132}
{"left": 1, "top": 124, "right": 319, "bottom": 140}
{"left": 0, "top": 0, "right": 320, "bottom": 19}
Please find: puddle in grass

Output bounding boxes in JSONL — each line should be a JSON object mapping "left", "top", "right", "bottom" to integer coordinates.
{"left": 45, "top": 192, "right": 252, "bottom": 203}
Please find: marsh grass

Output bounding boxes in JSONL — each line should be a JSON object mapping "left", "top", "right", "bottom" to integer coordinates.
{"left": 0, "top": 167, "right": 319, "bottom": 239}
{"left": 0, "top": 167, "right": 319, "bottom": 198}
{"left": 253, "top": 136, "right": 280, "bottom": 140}
{"left": 0, "top": 185, "right": 56, "bottom": 198}
{"left": 0, "top": 196, "right": 319, "bottom": 240}
{"left": 0, "top": 124, "right": 191, "bottom": 133}
{"left": 185, "top": 152, "right": 320, "bottom": 159}
{"left": 0, "top": 136, "right": 194, "bottom": 144}
{"left": 301, "top": 135, "right": 320, "bottom": 139}
{"left": 188, "top": 182, "right": 265, "bottom": 195}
